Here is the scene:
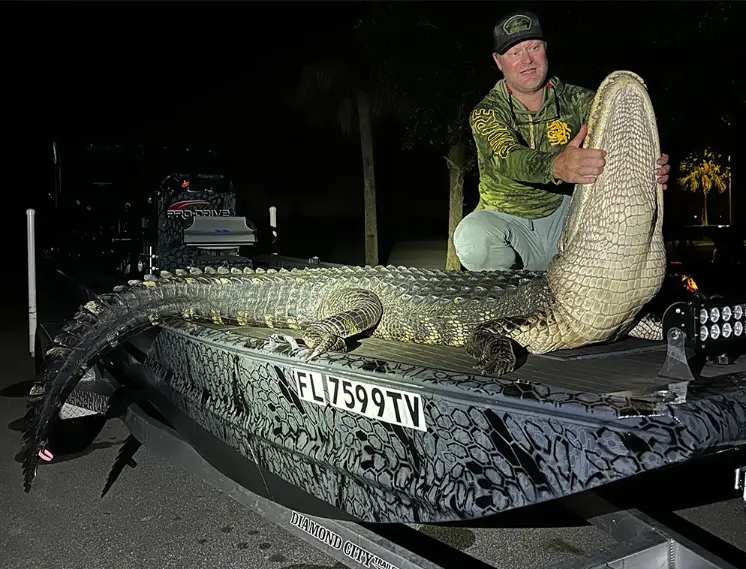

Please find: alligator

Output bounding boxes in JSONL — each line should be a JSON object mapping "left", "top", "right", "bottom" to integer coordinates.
{"left": 20, "top": 70, "right": 665, "bottom": 492}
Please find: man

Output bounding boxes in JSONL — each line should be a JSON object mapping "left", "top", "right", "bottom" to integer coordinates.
{"left": 453, "top": 11, "right": 670, "bottom": 272}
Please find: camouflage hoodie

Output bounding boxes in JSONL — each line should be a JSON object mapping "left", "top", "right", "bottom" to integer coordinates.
{"left": 469, "top": 76, "right": 595, "bottom": 219}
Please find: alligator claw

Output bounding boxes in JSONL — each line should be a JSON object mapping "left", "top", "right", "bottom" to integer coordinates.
{"left": 304, "top": 334, "right": 347, "bottom": 361}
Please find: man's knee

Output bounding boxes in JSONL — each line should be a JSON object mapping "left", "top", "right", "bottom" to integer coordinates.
{"left": 453, "top": 211, "right": 516, "bottom": 271}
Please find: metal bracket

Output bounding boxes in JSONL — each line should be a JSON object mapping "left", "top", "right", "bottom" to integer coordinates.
{"left": 711, "top": 353, "right": 739, "bottom": 366}
{"left": 658, "top": 327, "right": 698, "bottom": 382}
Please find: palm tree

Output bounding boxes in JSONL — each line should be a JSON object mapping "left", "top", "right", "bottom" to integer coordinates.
{"left": 294, "top": 56, "right": 403, "bottom": 266}
{"left": 443, "top": 140, "right": 472, "bottom": 271}
{"left": 678, "top": 148, "right": 731, "bottom": 226}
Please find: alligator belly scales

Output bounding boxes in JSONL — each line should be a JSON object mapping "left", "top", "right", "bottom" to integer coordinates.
{"left": 20, "top": 71, "right": 666, "bottom": 493}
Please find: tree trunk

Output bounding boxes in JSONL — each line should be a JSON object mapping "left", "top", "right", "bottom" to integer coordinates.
{"left": 356, "top": 90, "right": 378, "bottom": 266}
{"left": 702, "top": 192, "right": 709, "bottom": 226}
{"left": 444, "top": 141, "right": 467, "bottom": 271}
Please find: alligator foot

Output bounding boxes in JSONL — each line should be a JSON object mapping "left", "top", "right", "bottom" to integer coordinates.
{"left": 303, "top": 333, "right": 348, "bottom": 361}
{"left": 466, "top": 323, "right": 517, "bottom": 376}
{"left": 628, "top": 313, "right": 664, "bottom": 341}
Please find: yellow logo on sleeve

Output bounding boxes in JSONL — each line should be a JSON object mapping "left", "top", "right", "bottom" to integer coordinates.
{"left": 546, "top": 120, "right": 571, "bottom": 146}
{"left": 471, "top": 108, "right": 520, "bottom": 158}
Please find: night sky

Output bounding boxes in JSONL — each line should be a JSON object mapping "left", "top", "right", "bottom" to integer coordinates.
{"left": 5, "top": 1, "right": 745, "bottom": 259}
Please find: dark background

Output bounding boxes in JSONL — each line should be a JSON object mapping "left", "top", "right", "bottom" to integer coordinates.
{"left": 4, "top": 1, "right": 743, "bottom": 265}
{"left": 3, "top": 7, "right": 746, "bottom": 566}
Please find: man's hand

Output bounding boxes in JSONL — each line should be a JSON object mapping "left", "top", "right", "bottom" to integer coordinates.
{"left": 551, "top": 124, "right": 606, "bottom": 184}
{"left": 657, "top": 154, "right": 670, "bottom": 190}
{"left": 553, "top": 125, "right": 671, "bottom": 189}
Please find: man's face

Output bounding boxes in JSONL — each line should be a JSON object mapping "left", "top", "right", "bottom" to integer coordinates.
{"left": 493, "top": 39, "right": 548, "bottom": 93}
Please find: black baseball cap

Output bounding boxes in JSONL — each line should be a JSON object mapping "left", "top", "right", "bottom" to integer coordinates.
{"left": 492, "top": 11, "right": 545, "bottom": 55}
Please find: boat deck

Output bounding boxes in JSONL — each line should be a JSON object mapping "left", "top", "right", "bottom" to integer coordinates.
{"left": 205, "top": 324, "right": 746, "bottom": 396}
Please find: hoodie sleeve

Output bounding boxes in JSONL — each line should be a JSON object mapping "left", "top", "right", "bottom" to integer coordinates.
{"left": 574, "top": 88, "right": 596, "bottom": 124}
{"left": 469, "top": 108, "right": 562, "bottom": 186}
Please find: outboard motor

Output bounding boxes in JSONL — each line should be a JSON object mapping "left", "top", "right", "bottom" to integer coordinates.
{"left": 146, "top": 173, "right": 257, "bottom": 273}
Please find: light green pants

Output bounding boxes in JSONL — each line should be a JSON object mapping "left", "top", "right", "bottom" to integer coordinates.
{"left": 453, "top": 195, "right": 571, "bottom": 271}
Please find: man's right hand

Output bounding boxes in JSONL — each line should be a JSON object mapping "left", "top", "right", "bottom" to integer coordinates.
{"left": 551, "top": 124, "right": 607, "bottom": 184}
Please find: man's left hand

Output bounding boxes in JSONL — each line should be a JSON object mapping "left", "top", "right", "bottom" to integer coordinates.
{"left": 656, "top": 153, "right": 670, "bottom": 190}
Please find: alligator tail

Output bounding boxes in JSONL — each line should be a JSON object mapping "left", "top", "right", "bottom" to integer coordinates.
{"left": 20, "top": 271, "right": 227, "bottom": 493}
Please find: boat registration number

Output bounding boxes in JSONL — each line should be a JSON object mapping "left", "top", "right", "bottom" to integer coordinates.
{"left": 292, "top": 368, "right": 426, "bottom": 432}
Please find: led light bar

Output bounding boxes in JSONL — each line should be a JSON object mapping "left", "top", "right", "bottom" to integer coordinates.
{"left": 663, "top": 293, "right": 746, "bottom": 352}
{"left": 659, "top": 292, "right": 746, "bottom": 381}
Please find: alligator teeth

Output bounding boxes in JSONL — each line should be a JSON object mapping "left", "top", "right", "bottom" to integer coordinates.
{"left": 230, "top": 267, "right": 243, "bottom": 274}
{"left": 204, "top": 266, "right": 217, "bottom": 274}
{"left": 243, "top": 267, "right": 254, "bottom": 274}
{"left": 217, "top": 266, "right": 230, "bottom": 274}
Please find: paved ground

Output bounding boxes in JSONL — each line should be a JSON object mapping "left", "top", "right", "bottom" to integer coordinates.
{"left": 0, "top": 298, "right": 346, "bottom": 569}
{"left": 3, "top": 273, "right": 746, "bottom": 569}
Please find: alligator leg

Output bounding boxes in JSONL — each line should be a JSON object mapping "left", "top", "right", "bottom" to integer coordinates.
{"left": 303, "top": 288, "right": 384, "bottom": 360}
{"left": 627, "top": 313, "right": 664, "bottom": 341}
{"left": 465, "top": 312, "right": 555, "bottom": 376}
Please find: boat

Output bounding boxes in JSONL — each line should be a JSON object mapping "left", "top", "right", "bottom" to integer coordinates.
{"left": 28, "top": 173, "right": 746, "bottom": 519}
{"left": 21, "top": 134, "right": 746, "bottom": 569}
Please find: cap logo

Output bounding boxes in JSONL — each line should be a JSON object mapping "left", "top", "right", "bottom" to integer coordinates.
{"left": 503, "top": 15, "right": 532, "bottom": 35}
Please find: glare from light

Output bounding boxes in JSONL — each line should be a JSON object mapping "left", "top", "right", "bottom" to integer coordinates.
{"left": 722, "top": 322, "right": 732, "bottom": 338}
